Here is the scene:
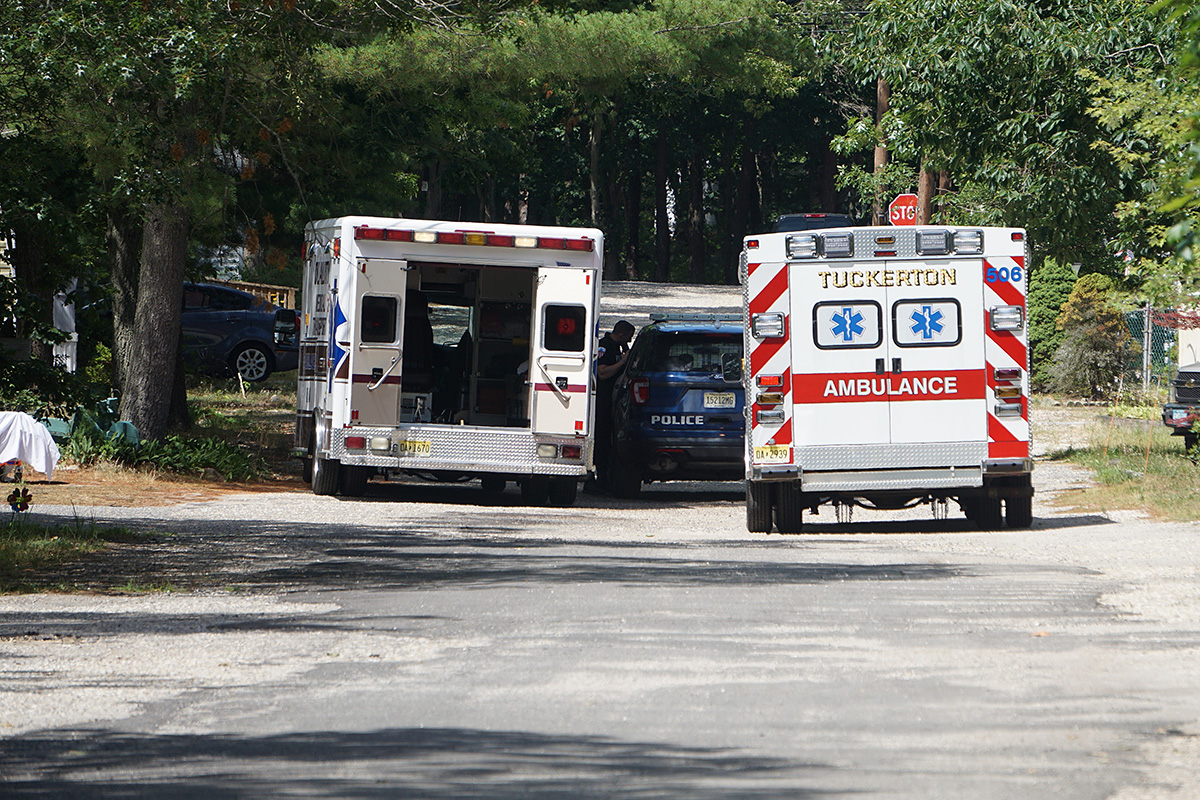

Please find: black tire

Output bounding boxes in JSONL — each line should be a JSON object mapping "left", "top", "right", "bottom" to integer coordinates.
{"left": 480, "top": 474, "right": 506, "bottom": 493}
{"left": 775, "top": 482, "right": 804, "bottom": 534}
{"left": 231, "top": 343, "right": 273, "bottom": 382}
{"left": 547, "top": 477, "right": 579, "bottom": 507}
{"left": 975, "top": 496, "right": 1003, "bottom": 530}
{"left": 520, "top": 476, "right": 550, "bottom": 506}
{"left": 746, "top": 481, "right": 773, "bottom": 533}
{"left": 340, "top": 464, "right": 371, "bottom": 497}
{"left": 1005, "top": 495, "right": 1033, "bottom": 529}
{"left": 311, "top": 456, "right": 339, "bottom": 496}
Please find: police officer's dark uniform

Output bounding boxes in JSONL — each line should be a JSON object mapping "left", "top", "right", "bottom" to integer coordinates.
{"left": 594, "top": 320, "right": 634, "bottom": 486}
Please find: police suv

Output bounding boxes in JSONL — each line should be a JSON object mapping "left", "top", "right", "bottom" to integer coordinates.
{"left": 608, "top": 314, "right": 745, "bottom": 498}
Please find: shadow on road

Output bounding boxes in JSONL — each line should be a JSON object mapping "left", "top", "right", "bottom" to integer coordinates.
{"left": 0, "top": 726, "right": 840, "bottom": 799}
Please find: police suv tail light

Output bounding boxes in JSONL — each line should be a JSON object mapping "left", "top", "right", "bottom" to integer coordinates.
{"left": 786, "top": 234, "right": 818, "bottom": 259}
{"left": 630, "top": 378, "right": 650, "bottom": 405}
{"left": 954, "top": 229, "right": 984, "bottom": 254}
{"left": 990, "top": 306, "right": 1024, "bottom": 331}
{"left": 751, "top": 312, "right": 785, "bottom": 339}
{"left": 916, "top": 230, "right": 951, "bottom": 256}
{"left": 822, "top": 233, "right": 854, "bottom": 259}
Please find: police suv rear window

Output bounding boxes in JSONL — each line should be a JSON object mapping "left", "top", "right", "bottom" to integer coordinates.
{"left": 646, "top": 333, "right": 741, "bottom": 372}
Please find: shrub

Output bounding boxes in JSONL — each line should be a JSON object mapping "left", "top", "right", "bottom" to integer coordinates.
{"left": 63, "top": 427, "right": 266, "bottom": 482}
{"left": 1048, "top": 274, "right": 1135, "bottom": 398}
{"left": 1028, "top": 257, "right": 1077, "bottom": 390}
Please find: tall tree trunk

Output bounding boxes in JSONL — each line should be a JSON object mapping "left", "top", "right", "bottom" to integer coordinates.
{"left": 938, "top": 170, "right": 952, "bottom": 218}
{"left": 589, "top": 112, "right": 602, "bottom": 228}
{"left": 623, "top": 166, "right": 642, "bottom": 280}
{"left": 688, "top": 151, "right": 705, "bottom": 283}
{"left": 118, "top": 202, "right": 189, "bottom": 441}
{"left": 917, "top": 162, "right": 937, "bottom": 224}
{"left": 872, "top": 78, "right": 890, "bottom": 226}
{"left": 108, "top": 209, "right": 141, "bottom": 393}
{"left": 425, "top": 159, "right": 443, "bottom": 219}
{"left": 718, "top": 126, "right": 736, "bottom": 285}
{"left": 654, "top": 128, "right": 670, "bottom": 282}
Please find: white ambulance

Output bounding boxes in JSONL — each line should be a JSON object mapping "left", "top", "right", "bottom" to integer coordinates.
{"left": 296, "top": 216, "right": 603, "bottom": 506}
{"left": 741, "top": 225, "right": 1032, "bottom": 532}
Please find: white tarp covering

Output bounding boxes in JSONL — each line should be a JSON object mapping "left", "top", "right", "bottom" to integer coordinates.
{"left": 0, "top": 411, "right": 61, "bottom": 480}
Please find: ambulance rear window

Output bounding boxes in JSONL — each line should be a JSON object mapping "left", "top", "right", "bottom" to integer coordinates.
{"left": 361, "top": 295, "right": 399, "bottom": 343}
{"left": 543, "top": 304, "right": 586, "bottom": 351}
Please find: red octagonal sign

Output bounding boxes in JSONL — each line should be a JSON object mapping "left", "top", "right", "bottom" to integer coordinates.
{"left": 889, "top": 193, "right": 919, "bottom": 226}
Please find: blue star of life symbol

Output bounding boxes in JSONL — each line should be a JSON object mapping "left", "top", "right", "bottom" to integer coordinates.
{"left": 910, "top": 305, "right": 945, "bottom": 340}
{"left": 831, "top": 306, "right": 865, "bottom": 342}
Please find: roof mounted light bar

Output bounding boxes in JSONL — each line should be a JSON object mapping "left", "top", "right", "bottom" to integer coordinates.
{"left": 353, "top": 226, "right": 594, "bottom": 252}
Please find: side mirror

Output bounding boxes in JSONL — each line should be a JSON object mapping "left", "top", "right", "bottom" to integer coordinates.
{"left": 722, "top": 353, "right": 742, "bottom": 383}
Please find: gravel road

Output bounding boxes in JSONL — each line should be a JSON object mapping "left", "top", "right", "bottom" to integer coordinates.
{"left": 1, "top": 283, "right": 1198, "bottom": 797}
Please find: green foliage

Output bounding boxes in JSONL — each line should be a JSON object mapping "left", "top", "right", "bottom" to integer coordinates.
{"left": 1048, "top": 273, "right": 1135, "bottom": 398}
{"left": 1028, "top": 258, "right": 1077, "bottom": 390}
{"left": 0, "top": 356, "right": 100, "bottom": 421}
{"left": 63, "top": 428, "right": 266, "bottom": 482}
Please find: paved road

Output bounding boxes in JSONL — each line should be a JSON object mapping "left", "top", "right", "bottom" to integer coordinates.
{"left": 2, "top": 453, "right": 1200, "bottom": 798}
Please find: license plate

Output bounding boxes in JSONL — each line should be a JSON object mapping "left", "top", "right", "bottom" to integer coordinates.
{"left": 704, "top": 391, "right": 736, "bottom": 409}
{"left": 1172, "top": 409, "right": 1189, "bottom": 420}
{"left": 398, "top": 439, "right": 431, "bottom": 457}
{"left": 754, "top": 445, "right": 791, "bottom": 464}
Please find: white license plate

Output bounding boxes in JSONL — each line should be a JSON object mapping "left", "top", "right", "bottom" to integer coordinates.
{"left": 704, "top": 391, "right": 736, "bottom": 409}
{"left": 754, "top": 445, "right": 791, "bottom": 464}
{"left": 399, "top": 439, "right": 432, "bottom": 457}
{"left": 1172, "top": 409, "right": 1190, "bottom": 420}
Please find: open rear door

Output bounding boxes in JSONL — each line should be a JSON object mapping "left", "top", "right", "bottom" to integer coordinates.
{"left": 529, "top": 266, "right": 595, "bottom": 436}
{"left": 349, "top": 259, "right": 408, "bottom": 426}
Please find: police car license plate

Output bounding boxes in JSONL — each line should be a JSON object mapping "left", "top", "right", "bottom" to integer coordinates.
{"left": 704, "top": 391, "right": 736, "bottom": 409}
{"left": 754, "top": 445, "right": 790, "bottom": 463}
{"left": 399, "top": 439, "right": 431, "bottom": 457}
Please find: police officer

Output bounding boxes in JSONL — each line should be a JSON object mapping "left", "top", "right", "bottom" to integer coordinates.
{"left": 593, "top": 320, "right": 635, "bottom": 488}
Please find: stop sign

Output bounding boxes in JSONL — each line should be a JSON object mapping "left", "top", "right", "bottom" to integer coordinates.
{"left": 889, "top": 193, "right": 919, "bottom": 226}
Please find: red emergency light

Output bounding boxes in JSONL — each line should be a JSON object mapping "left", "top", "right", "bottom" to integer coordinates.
{"left": 353, "top": 226, "right": 594, "bottom": 252}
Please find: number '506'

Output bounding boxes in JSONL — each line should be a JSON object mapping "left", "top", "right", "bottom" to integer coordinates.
{"left": 986, "top": 265, "right": 1022, "bottom": 283}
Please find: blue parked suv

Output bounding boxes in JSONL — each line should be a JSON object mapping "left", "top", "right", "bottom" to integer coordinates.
{"left": 608, "top": 314, "right": 745, "bottom": 497}
{"left": 180, "top": 283, "right": 299, "bottom": 382}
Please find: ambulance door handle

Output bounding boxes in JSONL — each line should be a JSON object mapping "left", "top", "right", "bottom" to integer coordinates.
{"left": 875, "top": 358, "right": 885, "bottom": 375}
{"left": 367, "top": 354, "right": 400, "bottom": 391}
{"left": 892, "top": 358, "right": 902, "bottom": 375}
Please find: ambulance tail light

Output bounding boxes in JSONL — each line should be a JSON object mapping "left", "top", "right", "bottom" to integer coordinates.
{"left": 757, "top": 393, "right": 785, "bottom": 406}
{"left": 561, "top": 444, "right": 582, "bottom": 460}
{"left": 756, "top": 374, "right": 784, "bottom": 388}
{"left": 994, "top": 367, "right": 1022, "bottom": 382}
{"left": 537, "top": 444, "right": 558, "bottom": 459}
{"left": 756, "top": 408, "right": 785, "bottom": 425}
{"left": 994, "top": 402, "right": 1023, "bottom": 418}
{"left": 786, "top": 234, "right": 818, "bottom": 259}
{"left": 630, "top": 378, "right": 650, "bottom": 405}
{"left": 751, "top": 312, "right": 786, "bottom": 339}
{"left": 954, "top": 229, "right": 984, "bottom": 254}
{"left": 995, "top": 387, "right": 1022, "bottom": 399}
{"left": 345, "top": 436, "right": 367, "bottom": 450}
{"left": 916, "top": 230, "right": 951, "bottom": 256}
{"left": 990, "top": 306, "right": 1024, "bottom": 331}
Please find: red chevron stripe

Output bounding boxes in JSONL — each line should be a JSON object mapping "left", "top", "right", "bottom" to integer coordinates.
{"left": 750, "top": 323, "right": 789, "bottom": 373}
{"left": 749, "top": 265, "right": 789, "bottom": 315}
{"left": 986, "top": 325, "right": 1027, "bottom": 366}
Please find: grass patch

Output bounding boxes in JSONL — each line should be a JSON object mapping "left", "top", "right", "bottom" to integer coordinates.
{"left": 1053, "top": 413, "right": 1200, "bottom": 520}
{"left": 0, "top": 514, "right": 144, "bottom": 592}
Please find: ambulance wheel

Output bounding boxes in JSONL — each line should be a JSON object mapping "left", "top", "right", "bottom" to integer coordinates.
{"left": 775, "top": 483, "right": 804, "bottom": 534}
{"left": 520, "top": 476, "right": 550, "bottom": 506}
{"left": 311, "top": 456, "right": 339, "bottom": 496}
{"left": 1005, "top": 495, "right": 1033, "bottom": 529}
{"left": 746, "top": 482, "right": 773, "bottom": 533}
{"left": 480, "top": 474, "right": 506, "bottom": 493}
{"left": 231, "top": 343, "right": 273, "bottom": 382}
{"left": 340, "top": 465, "right": 371, "bottom": 497}
{"left": 547, "top": 477, "right": 578, "bottom": 507}
{"left": 975, "top": 497, "right": 1003, "bottom": 530}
